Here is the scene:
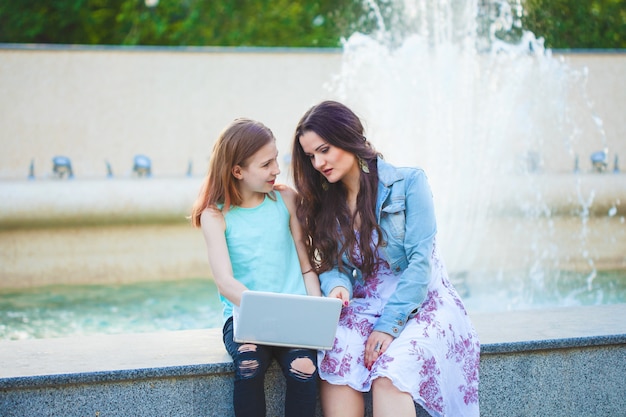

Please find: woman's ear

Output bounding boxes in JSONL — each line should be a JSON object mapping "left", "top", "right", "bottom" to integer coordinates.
{"left": 232, "top": 165, "right": 243, "bottom": 180}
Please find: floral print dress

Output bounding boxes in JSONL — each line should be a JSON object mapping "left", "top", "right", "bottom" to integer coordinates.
{"left": 318, "top": 242, "right": 480, "bottom": 417}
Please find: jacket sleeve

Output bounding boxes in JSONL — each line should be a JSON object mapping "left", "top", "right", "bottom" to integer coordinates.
{"left": 373, "top": 169, "right": 436, "bottom": 337}
{"left": 319, "top": 267, "right": 353, "bottom": 298}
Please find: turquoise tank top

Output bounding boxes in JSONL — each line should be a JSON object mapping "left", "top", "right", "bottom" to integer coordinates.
{"left": 219, "top": 192, "right": 306, "bottom": 321}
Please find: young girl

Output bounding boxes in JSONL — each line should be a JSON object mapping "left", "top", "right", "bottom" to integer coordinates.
{"left": 190, "top": 118, "right": 322, "bottom": 417}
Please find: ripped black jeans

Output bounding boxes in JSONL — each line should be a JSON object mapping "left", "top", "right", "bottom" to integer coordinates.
{"left": 222, "top": 316, "right": 318, "bottom": 417}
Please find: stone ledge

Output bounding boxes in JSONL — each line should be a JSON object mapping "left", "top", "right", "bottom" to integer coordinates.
{"left": 1, "top": 304, "right": 625, "bottom": 416}
{"left": 1, "top": 174, "right": 624, "bottom": 229}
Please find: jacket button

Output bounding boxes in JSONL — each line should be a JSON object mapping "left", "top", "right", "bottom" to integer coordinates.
{"left": 397, "top": 320, "right": 403, "bottom": 325}
{"left": 392, "top": 327, "right": 399, "bottom": 333}
{"left": 395, "top": 266, "right": 401, "bottom": 272}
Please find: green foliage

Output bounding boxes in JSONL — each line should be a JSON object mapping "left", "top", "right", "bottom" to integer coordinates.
{"left": 522, "top": 0, "right": 626, "bottom": 48}
{"left": 0, "top": 0, "right": 624, "bottom": 48}
{"left": 0, "top": 0, "right": 125, "bottom": 44}
{"left": 0, "top": 0, "right": 362, "bottom": 47}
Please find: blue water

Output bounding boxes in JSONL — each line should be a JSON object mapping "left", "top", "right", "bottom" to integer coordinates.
{"left": 460, "top": 269, "right": 626, "bottom": 313}
{"left": 0, "top": 278, "right": 223, "bottom": 340}
{"left": 1, "top": 272, "right": 625, "bottom": 340}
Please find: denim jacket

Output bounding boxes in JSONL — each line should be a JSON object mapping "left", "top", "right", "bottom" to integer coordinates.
{"left": 319, "top": 158, "right": 436, "bottom": 337}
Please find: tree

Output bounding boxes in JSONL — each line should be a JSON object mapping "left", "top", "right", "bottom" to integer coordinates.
{"left": 0, "top": 0, "right": 363, "bottom": 47}
{"left": 0, "top": 0, "right": 126, "bottom": 44}
{"left": 522, "top": 0, "right": 626, "bottom": 48}
{"left": 1, "top": 0, "right": 624, "bottom": 48}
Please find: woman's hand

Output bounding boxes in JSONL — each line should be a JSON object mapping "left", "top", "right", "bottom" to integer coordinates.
{"left": 365, "top": 331, "right": 393, "bottom": 370}
{"left": 328, "top": 286, "right": 350, "bottom": 307}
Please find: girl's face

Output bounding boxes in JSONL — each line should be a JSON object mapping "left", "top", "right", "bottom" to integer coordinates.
{"left": 234, "top": 141, "right": 280, "bottom": 196}
{"left": 299, "top": 131, "right": 359, "bottom": 185}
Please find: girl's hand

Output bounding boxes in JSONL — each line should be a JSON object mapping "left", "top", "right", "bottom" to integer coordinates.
{"left": 365, "top": 331, "right": 393, "bottom": 370}
{"left": 328, "top": 286, "right": 350, "bottom": 307}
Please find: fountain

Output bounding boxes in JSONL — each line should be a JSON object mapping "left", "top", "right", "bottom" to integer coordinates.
{"left": 326, "top": 0, "right": 625, "bottom": 311}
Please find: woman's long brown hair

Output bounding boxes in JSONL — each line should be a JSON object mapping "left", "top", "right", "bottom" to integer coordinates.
{"left": 190, "top": 118, "right": 275, "bottom": 227}
{"left": 291, "top": 101, "right": 383, "bottom": 276}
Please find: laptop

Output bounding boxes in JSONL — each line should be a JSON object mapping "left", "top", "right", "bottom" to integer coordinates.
{"left": 233, "top": 291, "right": 342, "bottom": 350}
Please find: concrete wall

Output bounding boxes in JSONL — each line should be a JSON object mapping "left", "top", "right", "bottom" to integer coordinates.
{"left": 0, "top": 45, "right": 342, "bottom": 181}
{"left": 0, "top": 45, "right": 625, "bottom": 180}
{"left": 2, "top": 209, "right": 625, "bottom": 289}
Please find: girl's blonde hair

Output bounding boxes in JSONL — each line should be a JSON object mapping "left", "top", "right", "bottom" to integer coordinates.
{"left": 190, "top": 118, "right": 275, "bottom": 227}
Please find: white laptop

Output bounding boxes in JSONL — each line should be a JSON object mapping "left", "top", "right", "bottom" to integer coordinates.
{"left": 233, "top": 291, "right": 342, "bottom": 350}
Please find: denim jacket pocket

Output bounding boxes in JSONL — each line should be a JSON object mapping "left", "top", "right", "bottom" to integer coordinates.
{"left": 381, "top": 201, "right": 406, "bottom": 240}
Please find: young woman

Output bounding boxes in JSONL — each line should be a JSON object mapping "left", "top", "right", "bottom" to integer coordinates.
{"left": 291, "top": 101, "right": 480, "bottom": 417}
{"left": 191, "top": 118, "right": 321, "bottom": 417}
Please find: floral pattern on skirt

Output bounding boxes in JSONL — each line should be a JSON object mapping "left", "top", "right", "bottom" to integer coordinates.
{"left": 318, "top": 244, "right": 480, "bottom": 417}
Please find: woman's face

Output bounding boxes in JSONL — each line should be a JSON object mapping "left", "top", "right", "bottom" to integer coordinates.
{"left": 299, "top": 131, "right": 359, "bottom": 185}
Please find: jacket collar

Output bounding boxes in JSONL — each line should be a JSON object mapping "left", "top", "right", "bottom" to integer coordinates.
{"left": 375, "top": 158, "right": 403, "bottom": 220}
{"left": 377, "top": 157, "right": 403, "bottom": 187}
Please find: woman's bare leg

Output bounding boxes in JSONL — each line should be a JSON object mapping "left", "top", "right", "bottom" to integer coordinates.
{"left": 372, "top": 377, "right": 416, "bottom": 417}
{"left": 320, "top": 380, "right": 364, "bottom": 417}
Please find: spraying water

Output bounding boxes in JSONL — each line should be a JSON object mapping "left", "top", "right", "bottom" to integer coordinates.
{"left": 328, "top": 0, "right": 620, "bottom": 309}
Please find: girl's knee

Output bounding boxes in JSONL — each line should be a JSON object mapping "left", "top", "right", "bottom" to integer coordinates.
{"left": 235, "top": 344, "right": 261, "bottom": 379}
{"left": 289, "top": 356, "right": 317, "bottom": 381}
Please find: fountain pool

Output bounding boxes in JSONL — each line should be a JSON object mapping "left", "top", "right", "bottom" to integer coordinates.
{"left": 1, "top": 270, "right": 625, "bottom": 341}
{"left": 0, "top": 279, "right": 223, "bottom": 340}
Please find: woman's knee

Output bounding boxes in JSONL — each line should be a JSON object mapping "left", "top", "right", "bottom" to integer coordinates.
{"left": 372, "top": 376, "right": 396, "bottom": 392}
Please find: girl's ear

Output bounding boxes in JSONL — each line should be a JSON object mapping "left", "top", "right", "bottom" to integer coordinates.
{"left": 232, "top": 165, "right": 243, "bottom": 180}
